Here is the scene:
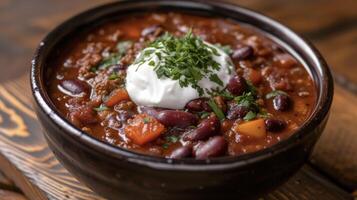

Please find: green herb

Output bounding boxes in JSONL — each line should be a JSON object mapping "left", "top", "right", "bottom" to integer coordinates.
{"left": 258, "top": 110, "right": 270, "bottom": 119}
{"left": 266, "top": 90, "right": 288, "bottom": 99}
{"left": 117, "top": 40, "right": 133, "bottom": 57}
{"left": 207, "top": 99, "right": 225, "bottom": 120}
{"left": 143, "top": 117, "right": 151, "bottom": 124}
{"left": 165, "top": 135, "right": 179, "bottom": 143}
{"left": 162, "top": 143, "right": 169, "bottom": 149}
{"left": 134, "top": 31, "right": 225, "bottom": 96}
{"left": 243, "top": 111, "right": 256, "bottom": 121}
{"left": 219, "top": 90, "right": 235, "bottom": 100}
{"left": 93, "top": 105, "right": 108, "bottom": 112}
{"left": 199, "top": 112, "right": 210, "bottom": 119}
{"left": 94, "top": 40, "right": 133, "bottom": 71}
{"left": 214, "top": 43, "right": 233, "bottom": 55}
{"left": 234, "top": 92, "right": 259, "bottom": 112}
{"left": 108, "top": 72, "right": 119, "bottom": 80}
{"left": 246, "top": 80, "right": 258, "bottom": 96}
{"left": 148, "top": 60, "right": 156, "bottom": 66}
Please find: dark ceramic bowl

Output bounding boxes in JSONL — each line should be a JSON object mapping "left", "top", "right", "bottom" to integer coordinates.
{"left": 31, "top": 0, "right": 334, "bottom": 199}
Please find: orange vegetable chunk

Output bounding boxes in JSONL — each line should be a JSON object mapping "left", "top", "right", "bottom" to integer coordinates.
{"left": 233, "top": 119, "right": 266, "bottom": 138}
{"left": 124, "top": 114, "right": 165, "bottom": 145}
{"left": 105, "top": 88, "right": 130, "bottom": 107}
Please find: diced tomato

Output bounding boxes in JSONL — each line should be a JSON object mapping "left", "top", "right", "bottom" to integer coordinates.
{"left": 124, "top": 114, "right": 165, "bottom": 145}
{"left": 105, "top": 88, "right": 130, "bottom": 107}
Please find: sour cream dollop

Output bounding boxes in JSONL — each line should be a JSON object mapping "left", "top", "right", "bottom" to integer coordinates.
{"left": 126, "top": 42, "right": 235, "bottom": 109}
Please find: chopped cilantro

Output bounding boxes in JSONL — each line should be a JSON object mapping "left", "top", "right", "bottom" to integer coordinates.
{"left": 207, "top": 99, "right": 225, "bottom": 120}
{"left": 148, "top": 60, "right": 156, "bottom": 66}
{"left": 94, "top": 105, "right": 108, "bottom": 112}
{"left": 266, "top": 90, "right": 288, "bottom": 99}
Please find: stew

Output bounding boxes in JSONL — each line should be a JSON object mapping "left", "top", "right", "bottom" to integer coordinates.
{"left": 47, "top": 12, "right": 316, "bottom": 159}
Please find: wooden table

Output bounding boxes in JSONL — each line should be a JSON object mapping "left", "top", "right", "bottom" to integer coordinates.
{"left": 0, "top": 0, "right": 356, "bottom": 199}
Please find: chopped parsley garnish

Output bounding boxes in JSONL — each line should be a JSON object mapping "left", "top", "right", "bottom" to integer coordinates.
{"left": 234, "top": 92, "right": 259, "bottom": 112}
{"left": 94, "top": 105, "right": 108, "bottom": 112}
{"left": 165, "top": 135, "right": 179, "bottom": 143}
{"left": 243, "top": 111, "right": 256, "bottom": 121}
{"left": 134, "top": 31, "right": 227, "bottom": 96}
{"left": 143, "top": 117, "right": 151, "bottom": 124}
{"left": 108, "top": 72, "right": 119, "bottom": 80}
{"left": 207, "top": 99, "right": 225, "bottom": 120}
{"left": 266, "top": 90, "right": 288, "bottom": 99}
{"left": 94, "top": 40, "right": 133, "bottom": 71}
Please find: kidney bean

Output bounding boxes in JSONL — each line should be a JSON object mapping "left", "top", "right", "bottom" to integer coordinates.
{"left": 156, "top": 110, "right": 198, "bottom": 128}
{"left": 273, "top": 94, "right": 291, "bottom": 111}
{"left": 60, "top": 79, "right": 90, "bottom": 96}
{"left": 185, "top": 98, "right": 211, "bottom": 112}
{"left": 194, "top": 136, "right": 227, "bottom": 159}
{"left": 227, "top": 75, "right": 247, "bottom": 96}
{"left": 227, "top": 105, "right": 249, "bottom": 120}
{"left": 265, "top": 119, "right": 286, "bottom": 132}
{"left": 184, "top": 116, "right": 220, "bottom": 141}
{"left": 169, "top": 146, "right": 192, "bottom": 159}
{"left": 232, "top": 46, "right": 254, "bottom": 60}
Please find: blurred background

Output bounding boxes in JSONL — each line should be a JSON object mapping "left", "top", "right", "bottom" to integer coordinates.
{"left": 0, "top": 0, "right": 356, "bottom": 199}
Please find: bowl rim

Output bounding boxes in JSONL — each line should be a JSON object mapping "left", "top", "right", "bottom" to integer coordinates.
{"left": 31, "top": 0, "right": 334, "bottom": 171}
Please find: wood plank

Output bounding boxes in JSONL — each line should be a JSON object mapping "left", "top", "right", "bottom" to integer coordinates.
{"left": 0, "top": 74, "right": 353, "bottom": 199}
{"left": 311, "top": 85, "right": 357, "bottom": 189}
{"left": 0, "top": 189, "right": 27, "bottom": 200}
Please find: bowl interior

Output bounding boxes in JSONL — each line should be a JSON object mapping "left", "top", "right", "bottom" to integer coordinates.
{"left": 31, "top": 0, "right": 333, "bottom": 169}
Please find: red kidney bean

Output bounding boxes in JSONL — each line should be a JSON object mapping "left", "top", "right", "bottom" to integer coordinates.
{"left": 273, "top": 94, "right": 291, "bottom": 111}
{"left": 184, "top": 116, "right": 221, "bottom": 141}
{"left": 194, "top": 136, "right": 227, "bottom": 159}
{"left": 185, "top": 98, "right": 211, "bottom": 112}
{"left": 156, "top": 110, "right": 198, "bottom": 128}
{"left": 227, "top": 75, "right": 247, "bottom": 96}
{"left": 232, "top": 46, "right": 254, "bottom": 60}
{"left": 227, "top": 105, "right": 249, "bottom": 120}
{"left": 169, "top": 146, "right": 192, "bottom": 159}
{"left": 265, "top": 119, "right": 286, "bottom": 132}
{"left": 59, "top": 79, "right": 90, "bottom": 96}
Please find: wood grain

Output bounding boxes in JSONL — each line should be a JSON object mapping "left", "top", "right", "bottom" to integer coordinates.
{"left": 0, "top": 189, "right": 27, "bottom": 200}
{"left": 0, "top": 75, "right": 353, "bottom": 199}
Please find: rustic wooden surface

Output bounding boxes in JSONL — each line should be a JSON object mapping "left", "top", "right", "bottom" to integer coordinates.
{"left": 0, "top": 0, "right": 356, "bottom": 199}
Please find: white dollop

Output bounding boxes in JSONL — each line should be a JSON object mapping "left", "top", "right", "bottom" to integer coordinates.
{"left": 126, "top": 42, "right": 235, "bottom": 109}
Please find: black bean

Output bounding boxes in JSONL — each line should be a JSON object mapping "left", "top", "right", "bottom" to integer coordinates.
{"left": 184, "top": 116, "right": 221, "bottom": 141}
{"left": 265, "top": 119, "right": 286, "bottom": 132}
{"left": 227, "top": 105, "right": 249, "bottom": 120}
{"left": 194, "top": 136, "right": 227, "bottom": 159}
{"left": 59, "top": 79, "right": 90, "bottom": 96}
{"left": 169, "top": 146, "right": 192, "bottom": 159}
{"left": 232, "top": 46, "right": 254, "bottom": 60}
{"left": 156, "top": 110, "right": 198, "bottom": 128}
{"left": 273, "top": 94, "right": 291, "bottom": 111}
{"left": 185, "top": 98, "right": 211, "bottom": 112}
{"left": 227, "top": 75, "right": 247, "bottom": 96}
